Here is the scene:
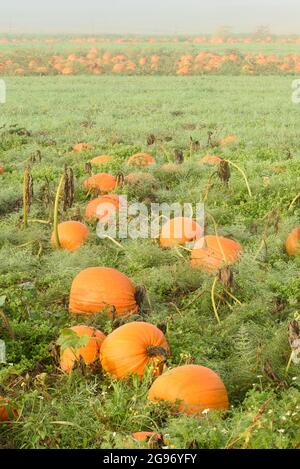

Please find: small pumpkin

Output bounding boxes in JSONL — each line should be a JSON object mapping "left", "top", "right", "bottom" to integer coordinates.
{"left": 148, "top": 364, "right": 229, "bottom": 415}
{"left": 51, "top": 221, "right": 89, "bottom": 251}
{"left": 100, "top": 321, "right": 169, "bottom": 379}
{"left": 198, "top": 155, "right": 222, "bottom": 165}
{"left": 0, "top": 166, "right": 4, "bottom": 175}
{"left": 191, "top": 235, "right": 242, "bottom": 272}
{"left": 127, "top": 152, "right": 155, "bottom": 167}
{"left": 73, "top": 143, "right": 92, "bottom": 153}
{"left": 69, "top": 267, "right": 138, "bottom": 316}
{"left": 219, "top": 135, "right": 237, "bottom": 146}
{"left": 59, "top": 325, "right": 105, "bottom": 373}
{"left": 160, "top": 217, "right": 202, "bottom": 248}
{"left": 0, "top": 397, "right": 18, "bottom": 422}
{"left": 85, "top": 194, "right": 122, "bottom": 222}
{"left": 132, "top": 432, "right": 162, "bottom": 443}
{"left": 82, "top": 173, "right": 117, "bottom": 193}
{"left": 285, "top": 227, "right": 300, "bottom": 256}
{"left": 90, "top": 155, "right": 113, "bottom": 166}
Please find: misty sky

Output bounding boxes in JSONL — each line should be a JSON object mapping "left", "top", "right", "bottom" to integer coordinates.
{"left": 0, "top": 0, "right": 299, "bottom": 34}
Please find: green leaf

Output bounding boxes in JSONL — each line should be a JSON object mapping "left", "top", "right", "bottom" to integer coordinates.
{"left": 0, "top": 296, "right": 7, "bottom": 308}
{"left": 57, "top": 329, "right": 89, "bottom": 353}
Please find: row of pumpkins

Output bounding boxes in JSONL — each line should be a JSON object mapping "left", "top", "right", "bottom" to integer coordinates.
{"left": 1, "top": 149, "right": 299, "bottom": 431}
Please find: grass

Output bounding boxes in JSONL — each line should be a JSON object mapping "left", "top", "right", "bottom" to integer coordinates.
{"left": 0, "top": 50, "right": 300, "bottom": 448}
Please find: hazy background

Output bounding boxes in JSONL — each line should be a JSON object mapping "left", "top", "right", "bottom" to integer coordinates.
{"left": 0, "top": 0, "right": 299, "bottom": 35}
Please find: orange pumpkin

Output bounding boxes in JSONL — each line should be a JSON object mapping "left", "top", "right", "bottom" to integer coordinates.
{"left": 82, "top": 173, "right": 117, "bottom": 193}
{"left": 0, "top": 397, "right": 17, "bottom": 422}
{"left": 51, "top": 221, "right": 89, "bottom": 251}
{"left": 160, "top": 217, "right": 202, "bottom": 248}
{"left": 0, "top": 166, "right": 4, "bottom": 175}
{"left": 85, "top": 195, "right": 122, "bottom": 222}
{"left": 148, "top": 365, "right": 229, "bottom": 415}
{"left": 69, "top": 267, "right": 138, "bottom": 316}
{"left": 127, "top": 152, "right": 155, "bottom": 167}
{"left": 198, "top": 155, "right": 222, "bottom": 165}
{"left": 285, "top": 227, "right": 300, "bottom": 256}
{"left": 191, "top": 235, "right": 242, "bottom": 272}
{"left": 132, "top": 432, "right": 162, "bottom": 442}
{"left": 219, "top": 135, "right": 237, "bottom": 146}
{"left": 90, "top": 155, "right": 113, "bottom": 166}
{"left": 59, "top": 325, "right": 105, "bottom": 373}
{"left": 73, "top": 143, "right": 92, "bottom": 153}
{"left": 100, "top": 322, "right": 169, "bottom": 379}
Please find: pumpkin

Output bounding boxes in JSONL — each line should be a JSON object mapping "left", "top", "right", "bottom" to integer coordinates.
{"left": 69, "top": 267, "right": 138, "bottom": 316}
{"left": 90, "top": 155, "right": 113, "bottom": 166}
{"left": 219, "top": 135, "right": 237, "bottom": 146}
{"left": 160, "top": 217, "right": 202, "bottom": 248}
{"left": 285, "top": 227, "right": 300, "bottom": 256}
{"left": 59, "top": 325, "right": 105, "bottom": 373}
{"left": 191, "top": 235, "right": 242, "bottom": 272}
{"left": 148, "top": 364, "right": 229, "bottom": 414}
{"left": 73, "top": 143, "right": 92, "bottom": 153}
{"left": 0, "top": 166, "right": 4, "bottom": 175}
{"left": 51, "top": 221, "right": 89, "bottom": 251}
{"left": 0, "top": 397, "right": 17, "bottom": 422}
{"left": 125, "top": 172, "right": 156, "bottom": 185}
{"left": 82, "top": 173, "right": 117, "bottom": 193}
{"left": 198, "top": 155, "right": 222, "bottom": 165}
{"left": 132, "top": 432, "right": 162, "bottom": 443}
{"left": 127, "top": 152, "right": 155, "bottom": 167}
{"left": 85, "top": 195, "right": 122, "bottom": 222}
{"left": 100, "top": 322, "right": 169, "bottom": 379}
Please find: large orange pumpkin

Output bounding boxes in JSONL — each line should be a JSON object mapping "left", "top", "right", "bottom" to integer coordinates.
{"left": 127, "top": 153, "right": 155, "bottom": 167}
{"left": 90, "top": 155, "right": 113, "bottom": 166}
{"left": 85, "top": 195, "right": 123, "bottom": 222}
{"left": 82, "top": 173, "right": 117, "bottom": 193}
{"left": 51, "top": 221, "right": 89, "bottom": 251}
{"left": 148, "top": 365, "right": 229, "bottom": 414}
{"left": 0, "top": 397, "right": 17, "bottom": 422}
{"left": 59, "top": 325, "right": 105, "bottom": 373}
{"left": 69, "top": 267, "right": 138, "bottom": 316}
{"left": 160, "top": 217, "right": 202, "bottom": 248}
{"left": 191, "top": 235, "right": 242, "bottom": 272}
{"left": 198, "top": 155, "right": 222, "bottom": 165}
{"left": 285, "top": 227, "right": 300, "bottom": 256}
{"left": 100, "top": 322, "right": 169, "bottom": 379}
{"left": 73, "top": 143, "right": 92, "bottom": 153}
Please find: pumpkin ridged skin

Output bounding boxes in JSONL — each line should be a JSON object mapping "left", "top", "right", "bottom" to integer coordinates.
{"left": 0, "top": 397, "right": 17, "bottom": 422}
{"left": 127, "top": 152, "right": 155, "bottom": 167}
{"left": 59, "top": 325, "right": 105, "bottom": 373}
{"left": 100, "top": 322, "right": 169, "bottom": 379}
{"left": 285, "top": 227, "right": 300, "bottom": 256}
{"left": 160, "top": 217, "right": 202, "bottom": 248}
{"left": 82, "top": 173, "right": 117, "bottom": 193}
{"left": 69, "top": 267, "right": 138, "bottom": 317}
{"left": 85, "top": 195, "right": 122, "bottom": 222}
{"left": 90, "top": 155, "right": 113, "bottom": 165}
{"left": 191, "top": 235, "right": 242, "bottom": 272}
{"left": 51, "top": 221, "right": 89, "bottom": 251}
{"left": 148, "top": 365, "right": 229, "bottom": 415}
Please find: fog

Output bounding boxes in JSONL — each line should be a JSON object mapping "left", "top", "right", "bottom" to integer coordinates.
{"left": 0, "top": 0, "right": 299, "bottom": 34}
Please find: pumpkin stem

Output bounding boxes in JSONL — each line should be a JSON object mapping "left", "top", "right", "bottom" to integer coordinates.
{"left": 53, "top": 175, "right": 65, "bottom": 248}
{"left": 135, "top": 285, "right": 146, "bottom": 307}
{"left": 116, "top": 172, "right": 125, "bottom": 188}
{"left": 147, "top": 346, "right": 168, "bottom": 361}
{"left": 224, "top": 159, "right": 252, "bottom": 197}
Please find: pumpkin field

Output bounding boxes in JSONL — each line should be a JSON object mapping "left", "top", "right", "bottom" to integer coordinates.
{"left": 1, "top": 35, "right": 300, "bottom": 449}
